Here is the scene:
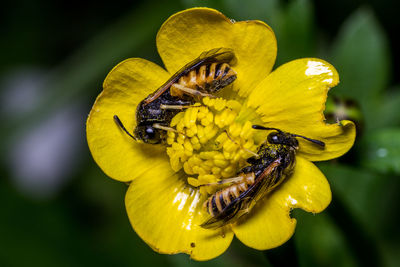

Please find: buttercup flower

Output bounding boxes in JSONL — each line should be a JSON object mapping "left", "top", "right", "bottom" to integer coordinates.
{"left": 86, "top": 8, "right": 355, "bottom": 260}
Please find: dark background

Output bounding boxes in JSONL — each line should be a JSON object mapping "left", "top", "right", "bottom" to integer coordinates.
{"left": 1, "top": 0, "right": 399, "bottom": 266}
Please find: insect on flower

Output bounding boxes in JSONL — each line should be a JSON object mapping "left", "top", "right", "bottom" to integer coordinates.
{"left": 87, "top": 7, "right": 356, "bottom": 260}
{"left": 201, "top": 125, "right": 325, "bottom": 229}
{"left": 114, "top": 48, "right": 237, "bottom": 144}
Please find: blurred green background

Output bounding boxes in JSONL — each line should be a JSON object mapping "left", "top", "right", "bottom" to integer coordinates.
{"left": 1, "top": 0, "right": 399, "bottom": 266}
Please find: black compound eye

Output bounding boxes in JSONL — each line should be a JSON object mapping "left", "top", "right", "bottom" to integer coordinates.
{"left": 145, "top": 127, "right": 156, "bottom": 138}
{"left": 268, "top": 133, "right": 280, "bottom": 144}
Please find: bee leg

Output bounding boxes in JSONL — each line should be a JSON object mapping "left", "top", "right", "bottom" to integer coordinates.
{"left": 240, "top": 207, "right": 252, "bottom": 215}
{"left": 159, "top": 104, "right": 203, "bottom": 110}
{"left": 152, "top": 123, "right": 178, "bottom": 133}
{"left": 224, "top": 130, "right": 259, "bottom": 158}
{"left": 152, "top": 123, "right": 187, "bottom": 137}
{"left": 237, "top": 198, "right": 255, "bottom": 215}
{"left": 203, "top": 176, "right": 245, "bottom": 186}
{"left": 171, "top": 83, "right": 216, "bottom": 98}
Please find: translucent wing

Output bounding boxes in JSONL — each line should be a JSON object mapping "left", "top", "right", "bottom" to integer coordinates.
{"left": 144, "top": 48, "right": 236, "bottom": 104}
{"left": 197, "top": 47, "right": 237, "bottom": 65}
{"left": 243, "top": 159, "right": 283, "bottom": 203}
{"left": 200, "top": 198, "right": 244, "bottom": 229}
{"left": 200, "top": 159, "right": 282, "bottom": 229}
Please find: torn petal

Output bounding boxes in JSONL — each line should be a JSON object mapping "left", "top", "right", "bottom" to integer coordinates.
{"left": 232, "top": 157, "right": 331, "bottom": 250}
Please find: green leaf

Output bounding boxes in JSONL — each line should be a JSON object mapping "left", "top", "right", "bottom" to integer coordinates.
{"left": 319, "top": 163, "right": 387, "bottom": 233}
{"left": 374, "top": 87, "right": 400, "bottom": 128}
{"left": 274, "top": 0, "right": 315, "bottom": 65}
{"left": 294, "top": 211, "right": 357, "bottom": 267}
{"left": 222, "top": 0, "right": 315, "bottom": 65}
{"left": 329, "top": 7, "right": 390, "bottom": 129}
{"left": 359, "top": 128, "right": 400, "bottom": 174}
{"left": 221, "top": 0, "right": 281, "bottom": 22}
{"left": 318, "top": 163, "right": 399, "bottom": 266}
{"left": 182, "top": 0, "right": 225, "bottom": 11}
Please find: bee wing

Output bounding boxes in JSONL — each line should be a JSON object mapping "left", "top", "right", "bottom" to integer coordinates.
{"left": 144, "top": 48, "right": 236, "bottom": 104}
{"left": 200, "top": 198, "right": 244, "bottom": 229}
{"left": 240, "top": 159, "right": 282, "bottom": 203}
{"left": 201, "top": 159, "right": 282, "bottom": 229}
{"left": 197, "top": 47, "right": 237, "bottom": 66}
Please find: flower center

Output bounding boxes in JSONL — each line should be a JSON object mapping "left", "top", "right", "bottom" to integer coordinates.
{"left": 166, "top": 97, "right": 258, "bottom": 195}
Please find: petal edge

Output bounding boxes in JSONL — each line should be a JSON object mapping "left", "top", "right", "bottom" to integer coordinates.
{"left": 87, "top": 58, "right": 170, "bottom": 182}
{"left": 232, "top": 157, "right": 331, "bottom": 250}
{"left": 246, "top": 58, "right": 355, "bottom": 161}
{"left": 156, "top": 7, "right": 277, "bottom": 97}
{"left": 125, "top": 160, "right": 234, "bottom": 260}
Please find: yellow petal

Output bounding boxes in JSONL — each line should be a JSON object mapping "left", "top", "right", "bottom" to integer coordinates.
{"left": 125, "top": 160, "right": 233, "bottom": 260}
{"left": 156, "top": 8, "right": 277, "bottom": 97}
{"left": 232, "top": 156, "right": 331, "bottom": 250}
{"left": 86, "top": 58, "right": 171, "bottom": 182}
{"left": 298, "top": 120, "right": 355, "bottom": 161}
{"left": 246, "top": 58, "right": 356, "bottom": 161}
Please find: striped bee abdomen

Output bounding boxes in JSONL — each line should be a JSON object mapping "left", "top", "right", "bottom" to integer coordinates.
{"left": 175, "top": 62, "right": 237, "bottom": 95}
{"left": 200, "top": 128, "right": 325, "bottom": 229}
{"left": 205, "top": 173, "right": 255, "bottom": 216}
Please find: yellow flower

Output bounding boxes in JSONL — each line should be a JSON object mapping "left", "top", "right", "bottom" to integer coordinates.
{"left": 86, "top": 8, "right": 355, "bottom": 260}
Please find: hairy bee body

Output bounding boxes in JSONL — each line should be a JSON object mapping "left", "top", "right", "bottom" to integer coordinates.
{"left": 205, "top": 172, "right": 256, "bottom": 217}
{"left": 115, "top": 48, "right": 237, "bottom": 144}
{"left": 201, "top": 127, "right": 324, "bottom": 229}
{"left": 171, "top": 62, "right": 237, "bottom": 98}
{"left": 201, "top": 142, "right": 296, "bottom": 229}
{"left": 135, "top": 60, "right": 237, "bottom": 143}
{"left": 134, "top": 90, "right": 191, "bottom": 143}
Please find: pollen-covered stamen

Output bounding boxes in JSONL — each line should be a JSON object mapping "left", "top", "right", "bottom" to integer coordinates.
{"left": 166, "top": 97, "right": 258, "bottom": 196}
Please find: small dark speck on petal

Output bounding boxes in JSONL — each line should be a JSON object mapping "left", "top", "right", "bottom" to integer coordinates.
{"left": 190, "top": 242, "right": 196, "bottom": 248}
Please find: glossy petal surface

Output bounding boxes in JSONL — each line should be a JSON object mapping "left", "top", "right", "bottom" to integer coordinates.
{"left": 246, "top": 58, "right": 356, "bottom": 161}
{"left": 87, "top": 58, "right": 170, "bottom": 182}
{"left": 125, "top": 160, "right": 233, "bottom": 261}
{"left": 232, "top": 156, "right": 331, "bottom": 249}
{"left": 157, "top": 8, "right": 277, "bottom": 97}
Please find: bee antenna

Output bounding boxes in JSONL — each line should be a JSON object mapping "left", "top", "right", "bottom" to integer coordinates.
{"left": 113, "top": 115, "right": 136, "bottom": 140}
{"left": 252, "top": 125, "right": 282, "bottom": 132}
{"left": 292, "top": 134, "right": 325, "bottom": 147}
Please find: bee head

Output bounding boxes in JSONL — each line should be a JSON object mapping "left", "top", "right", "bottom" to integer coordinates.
{"left": 252, "top": 125, "right": 325, "bottom": 148}
{"left": 267, "top": 131, "right": 299, "bottom": 148}
{"left": 134, "top": 125, "right": 162, "bottom": 144}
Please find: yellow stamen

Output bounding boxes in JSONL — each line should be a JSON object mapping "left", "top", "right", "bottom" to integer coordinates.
{"left": 165, "top": 97, "right": 258, "bottom": 195}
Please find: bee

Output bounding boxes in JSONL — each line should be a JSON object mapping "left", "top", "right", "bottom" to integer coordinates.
{"left": 114, "top": 48, "right": 237, "bottom": 144}
{"left": 201, "top": 125, "right": 325, "bottom": 229}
